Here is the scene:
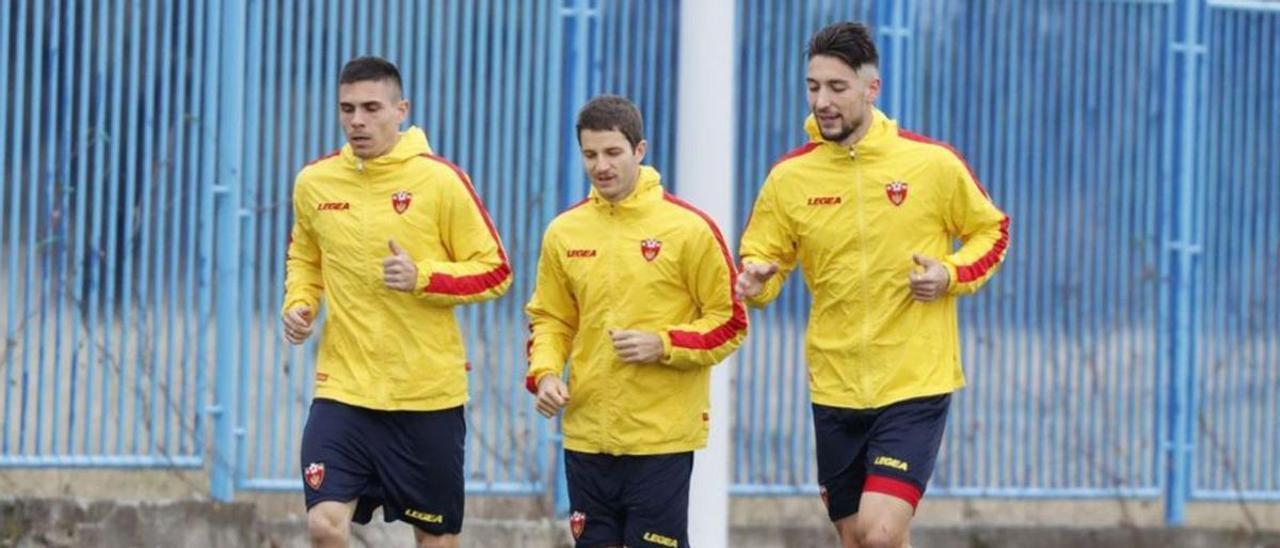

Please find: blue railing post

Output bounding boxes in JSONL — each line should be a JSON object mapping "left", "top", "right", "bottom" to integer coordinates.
{"left": 559, "top": 0, "right": 597, "bottom": 211}
{"left": 210, "top": 0, "right": 247, "bottom": 503}
{"left": 1165, "top": 0, "right": 1207, "bottom": 526}
{"left": 873, "top": 0, "right": 913, "bottom": 125}
{"left": 551, "top": 0, "right": 600, "bottom": 517}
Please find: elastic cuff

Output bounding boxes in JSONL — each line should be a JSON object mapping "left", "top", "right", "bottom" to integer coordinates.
{"left": 524, "top": 374, "right": 539, "bottom": 395}
{"left": 281, "top": 298, "right": 316, "bottom": 316}
{"left": 525, "top": 370, "right": 554, "bottom": 395}
{"left": 415, "top": 261, "right": 434, "bottom": 292}
{"left": 864, "top": 474, "right": 923, "bottom": 511}
{"left": 659, "top": 331, "right": 674, "bottom": 364}
{"left": 940, "top": 260, "right": 959, "bottom": 293}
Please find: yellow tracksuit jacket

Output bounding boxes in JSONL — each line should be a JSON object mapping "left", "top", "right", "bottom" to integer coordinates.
{"left": 739, "top": 109, "right": 1010, "bottom": 409}
{"left": 283, "top": 126, "right": 512, "bottom": 411}
{"left": 525, "top": 167, "right": 747, "bottom": 455}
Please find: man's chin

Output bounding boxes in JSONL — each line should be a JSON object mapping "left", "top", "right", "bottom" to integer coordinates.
{"left": 821, "top": 129, "right": 852, "bottom": 142}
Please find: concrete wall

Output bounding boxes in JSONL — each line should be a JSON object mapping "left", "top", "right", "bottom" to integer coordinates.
{"left": 5, "top": 497, "right": 1280, "bottom": 548}
{"left": 2, "top": 469, "right": 1280, "bottom": 547}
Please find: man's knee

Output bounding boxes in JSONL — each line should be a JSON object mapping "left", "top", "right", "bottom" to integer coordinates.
{"left": 833, "top": 515, "right": 861, "bottom": 548}
{"left": 414, "top": 531, "right": 458, "bottom": 548}
{"left": 851, "top": 489, "right": 914, "bottom": 548}
{"left": 858, "top": 527, "right": 903, "bottom": 548}
{"left": 854, "top": 517, "right": 908, "bottom": 548}
{"left": 307, "top": 507, "right": 350, "bottom": 545}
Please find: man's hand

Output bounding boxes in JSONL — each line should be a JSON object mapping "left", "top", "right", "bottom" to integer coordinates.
{"left": 908, "top": 253, "right": 950, "bottom": 302}
{"left": 610, "top": 329, "right": 664, "bottom": 364}
{"left": 734, "top": 262, "right": 779, "bottom": 299}
{"left": 535, "top": 375, "right": 570, "bottom": 418}
{"left": 282, "top": 306, "right": 314, "bottom": 345}
{"left": 383, "top": 239, "right": 418, "bottom": 292}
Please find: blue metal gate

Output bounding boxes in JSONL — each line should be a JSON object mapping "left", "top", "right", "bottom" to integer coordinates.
{"left": 0, "top": 0, "right": 210, "bottom": 469}
{"left": 1, "top": 0, "right": 1275, "bottom": 525}
{"left": 730, "top": 0, "right": 1280, "bottom": 525}
{"left": 212, "top": 0, "right": 680, "bottom": 501}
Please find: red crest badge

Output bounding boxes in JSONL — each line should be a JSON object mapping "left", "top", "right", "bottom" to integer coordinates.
{"left": 640, "top": 239, "right": 662, "bottom": 262}
{"left": 391, "top": 191, "right": 413, "bottom": 214}
{"left": 885, "top": 181, "right": 908, "bottom": 206}
{"left": 304, "top": 462, "right": 325, "bottom": 490}
{"left": 569, "top": 511, "right": 587, "bottom": 539}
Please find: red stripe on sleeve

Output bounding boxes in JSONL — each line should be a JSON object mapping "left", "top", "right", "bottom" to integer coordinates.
{"left": 898, "top": 129, "right": 991, "bottom": 198}
{"left": 419, "top": 154, "right": 512, "bottom": 295}
{"left": 738, "top": 142, "right": 818, "bottom": 254}
{"left": 955, "top": 216, "right": 1010, "bottom": 283}
{"left": 662, "top": 194, "right": 749, "bottom": 351}
{"left": 304, "top": 149, "right": 340, "bottom": 167}
{"left": 897, "top": 129, "right": 1009, "bottom": 284}
{"left": 771, "top": 141, "right": 821, "bottom": 170}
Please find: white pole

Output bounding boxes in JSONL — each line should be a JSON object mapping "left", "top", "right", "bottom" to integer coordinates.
{"left": 677, "top": 0, "right": 735, "bottom": 546}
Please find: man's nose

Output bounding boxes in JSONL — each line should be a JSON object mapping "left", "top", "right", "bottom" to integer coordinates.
{"left": 814, "top": 89, "right": 832, "bottom": 110}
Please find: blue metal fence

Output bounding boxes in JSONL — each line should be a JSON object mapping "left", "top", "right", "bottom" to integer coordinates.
{"left": 0, "top": 0, "right": 209, "bottom": 468}
{"left": 732, "top": 0, "right": 875, "bottom": 495}
{"left": 218, "top": 0, "right": 679, "bottom": 500}
{"left": 0, "top": 0, "right": 1275, "bottom": 523}
{"left": 1192, "top": 2, "right": 1280, "bottom": 503}
{"left": 221, "top": 0, "right": 572, "bottom": 498}
{"left": 730, "top": 0, "right": 1280, "bottom": 523}
{"left": 912, "top": 0, "right": 1170, "bottom": 499}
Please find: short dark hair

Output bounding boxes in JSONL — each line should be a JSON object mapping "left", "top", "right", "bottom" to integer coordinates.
{"left": 339, "top": 56, "right": 403, "bottom": 94}
{"left": 575, "top": 95, "right": 644, "bottom": 149}
{"left": 807, "top": 22, "right": 879, "bottom": 72}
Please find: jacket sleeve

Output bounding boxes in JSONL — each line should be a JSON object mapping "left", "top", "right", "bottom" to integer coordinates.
{"left": 737, "top": 171, "right": 799, "bottom": 307}
{"left": 940, "top": 155, "right": 1011, "bottom": 296}
{"left": 524, "top": 229, "right": 578, "bottom": 393}
{"left": 412, "top": 170, "right": 514, "bottom": 305}
{"left": 282, "top": 176, "right": 324, "bottom": 315}
{"left": 658, "top": 218, "right": 749, "bottom": 370}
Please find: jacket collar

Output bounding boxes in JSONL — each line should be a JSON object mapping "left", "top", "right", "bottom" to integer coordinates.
{"left": 803, "top": 107, "right": 897, "bottom": 160}
{"left": 586, "top": 166, "right": 664, "bottom": 212}
{"left": 339, "top": 126, "right": 435, "bottom": 174}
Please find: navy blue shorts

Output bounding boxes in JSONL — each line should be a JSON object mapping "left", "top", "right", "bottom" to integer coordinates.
{"left": 300, "top": 398, "right": 465, "bottom": 535}
{"left": 564, "top": 450, "right": 692, "bottom": 548}
{"left": 812, "top": 393, "right": 950, "bottom": 521}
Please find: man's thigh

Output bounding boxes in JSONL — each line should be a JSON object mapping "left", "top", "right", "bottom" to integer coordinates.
{"left": 373, "top": 405, "right": 467, "bottom": 536}
{"left": 621, "top": 453, "right": 693, "bottom": 548}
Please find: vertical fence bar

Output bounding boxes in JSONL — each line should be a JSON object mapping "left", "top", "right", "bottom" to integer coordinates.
{"left": 191, "top": 0, "right": 212, "bottom": 461}
{"left": 137, "top": 0, "right": 159, "bottom": 458}
{"left": 118, "top": 0, "right": 142, "bottom": 455}
{"left": 1164, "top": 0, "right": 1206, "bottom": 525}
{"left": 68, "top": 0, "right": 93, "bottom": 456}
{"left": 11, "top": 0, "right": 31, "bottom": 456}
{"left": 36, "top": 0, "right": 57, "bottom": 459}
{"left": 210, "top": 0, "right": 246, "bottom": 502}
{"left": 0, "top": 0, "right": 13, "bottom": 459}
